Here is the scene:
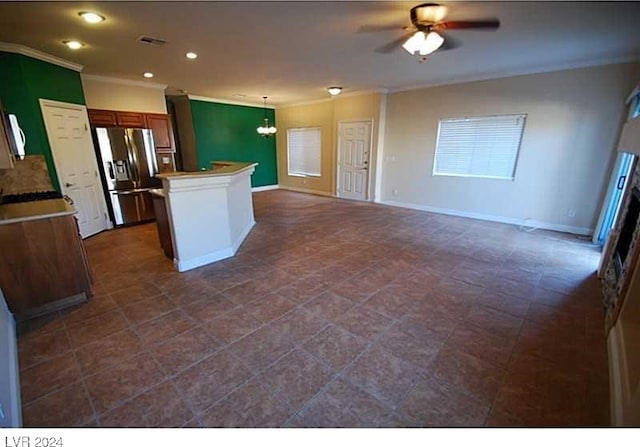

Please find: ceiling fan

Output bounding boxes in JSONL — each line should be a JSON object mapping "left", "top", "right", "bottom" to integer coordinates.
{"left": 359, "top": 3, "right": 500, "bottom": 62}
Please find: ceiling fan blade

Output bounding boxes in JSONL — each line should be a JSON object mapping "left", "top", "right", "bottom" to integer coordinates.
{"left": 357, "top": 24, "right": 407, "bottom": 33}
{"left": 438, "top": 34, "right": 462, "bottom": 52}
{"left": 435, "top": 19, "right": 500, "bottom": 30}
{"left": 374, "top": 33, "right": 412, "bottom": 54}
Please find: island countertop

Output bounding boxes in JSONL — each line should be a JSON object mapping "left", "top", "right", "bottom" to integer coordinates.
{"left": 156, "top": 161, "right": 257, "bottom": 181}
{"left": 0, "top": 198, "right": 76, "bottom": 225}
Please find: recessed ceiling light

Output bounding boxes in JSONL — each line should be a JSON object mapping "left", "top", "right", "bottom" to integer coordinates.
{"left": 327, "top": 86, "right": 342, "bottom": 96}
{"left": 186, "top": 52, "right": 198, "bottom": 60}
{"left": 63, "top": 40, "right": 84, "bottom": 50}
{"left": 143, "top": 72, "right": 154, "bottom": 78}
{"left": 78, "top": 12, "right": 105, "bottom": 24}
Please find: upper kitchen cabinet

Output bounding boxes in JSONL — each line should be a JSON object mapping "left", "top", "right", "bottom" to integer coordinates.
{"left": 145, "top": 113, "right": 176, "bottom": 153}
{"left": 87, "top": 109, "right": 146, "bottom": 128}
{"left": 116, "top": 111, "right": 146, "bottom": 128}
{"left": 87, "top": 109, "right": 117, "bottom": 127}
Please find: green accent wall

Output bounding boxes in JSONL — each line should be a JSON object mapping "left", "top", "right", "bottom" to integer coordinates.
{"left": 189, "top": 100, "right": 278, "bottom": 187}
{"left": 0, "top": 52, "right": 86, "bottom": 190}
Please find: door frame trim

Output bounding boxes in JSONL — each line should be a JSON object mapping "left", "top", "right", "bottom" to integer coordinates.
{"left": 336, "top": 119, "right": 374, "bottom": 201}
{"left": 39, "top": 99, "right": 111, "bottom": 237}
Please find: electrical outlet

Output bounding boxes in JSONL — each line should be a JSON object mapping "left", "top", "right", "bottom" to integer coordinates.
{"left": 568, "top": 209, "right": 576, "bottom": 218}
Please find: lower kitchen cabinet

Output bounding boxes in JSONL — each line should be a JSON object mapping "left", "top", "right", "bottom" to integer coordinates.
{"left": 0, "top": 214, "right": 92, "bottom": 320}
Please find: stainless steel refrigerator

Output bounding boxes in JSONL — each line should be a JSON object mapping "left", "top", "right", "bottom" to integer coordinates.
{"left": 95, "top": 127, "right": 161, "bottom": 225}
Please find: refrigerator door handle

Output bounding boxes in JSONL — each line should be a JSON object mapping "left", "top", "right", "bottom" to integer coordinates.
{"left": 107, "top": 161, "right": 115, "bottom": 180}
{"left": 124, "top": 130, "right": 142, "bottom": 185}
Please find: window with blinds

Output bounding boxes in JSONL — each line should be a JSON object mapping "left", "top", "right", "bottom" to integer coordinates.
{"left": 433, "top": 114, "right": 526, "bottom": 180}
{"left": 287, "top": 127, "right": 322, "bottom": 177}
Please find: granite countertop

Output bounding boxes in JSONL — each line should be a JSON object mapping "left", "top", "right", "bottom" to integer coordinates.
{"left": 0, "top": 199, "right": 76, "bottom": 225}
{"left": 148, "top": 188, "right": 165, "bottom": 198}
{"left": 157, "top": 161, "right": 257, "bottom": 181}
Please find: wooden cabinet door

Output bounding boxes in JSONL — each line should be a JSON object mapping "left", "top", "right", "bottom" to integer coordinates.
{"left": 116, "top": 111, "right": 146, "bottom": 128}
{"left": 87, "top": 109, "right": 117, "bottom": 127}
{"left": 145, "top": 113, "right": 176, "bottom": 153}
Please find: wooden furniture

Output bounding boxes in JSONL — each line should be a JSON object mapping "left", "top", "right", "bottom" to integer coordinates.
{"left": 145, "top": 114, "right": 176, "bottom": 153}
{"left": 87, "top": 109, "right": 147, "bottom": 128}
{"left": 0, "top": 210, "right": 92, "bottom": 321}
{"left": 150, "top": 189, "right": 174, "bottom": 260}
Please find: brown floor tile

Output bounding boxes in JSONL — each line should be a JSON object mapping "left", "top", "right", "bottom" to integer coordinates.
{"left": 245, "top": 293, "right": 297, "bottom": 323}
{"left": 66, "top": 310, "right": 129, "bottom": 348}
{"left": 334, "top": 305, "right": 395, "bottom": 339}
{"left": 120, "top": 294, "right": 176, "bottom": 325}
{"left": 259, "top": 348, "right": 334, "bottom": 411}
{"left": 18, "top": 328, "right": 71, "bottom": 371}
{"left": 20, "top": 351, "right": 82, "bottom": 404}
{"left": 182, "top": 295, "right": 239, "bottom": 323}
{"left": 200, "top": 379, "right": 293, "bottom": 427}
{"left": 76, "top": 328, "right": 145, "bottom": 376}
{"left": 228, "top": 322, "right": 296, "bottom": 371}
{"left": 99, "top": 381, "right": 194, "bottom": 427}
{"left": 22, "top": 381, "right": 94, "bottom": 427}
{"left": 376, "top": 320, "right": 445, "bottom": 369}
{"left": 343, "top": 345, "right": 422, "bottom": 407}
{"left": 17, "top": 190, "right": 606, "bottom": 428}
{"left": 135, "top": 309, "right": 197, "bottom": 345}
{"left": 429, "top": 346, "right": 506, "bottom": 405}
{"left": 302, "top": 324, "right": 368, "bottom": 371}
{"left": 173, "top": 349, "right": 253, "bottom": 414}
{"left": 110, "top": 282, "right": 164, "bottom": 307}
{"left": 297, "top": 378, "right": 393, "bottom": 427}
{"left": 395, "top": 374, "right": 490, "bottom": 427}
{"left": 84, "top": 352, "right": 164, "bottom": 413}
{"left": 303, "top": 291, "right": 356, "bottom": 321}
{"left": 271, "top": 306, "right": 329, "bottom": 345}
{"left": 444, "top": 324, "right": 516, "bottom": 368}
{"left": 150, "top": 327, "right": 220, "bottom": 376}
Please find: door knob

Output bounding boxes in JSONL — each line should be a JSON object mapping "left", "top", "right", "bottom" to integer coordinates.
{"left": 65, "top": 182, "right": 75, "bottom": 188}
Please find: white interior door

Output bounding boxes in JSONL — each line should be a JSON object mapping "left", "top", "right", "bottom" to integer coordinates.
{"left": 337, "top": 121, "right": 371, "bottom": 201}
{"left": 40, "top": 100, "right": 109, "bottom": 238}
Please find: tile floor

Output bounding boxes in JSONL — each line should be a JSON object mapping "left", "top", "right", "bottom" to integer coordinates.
{"left": 17, "top": 190, "right": 609, "bottom": 427}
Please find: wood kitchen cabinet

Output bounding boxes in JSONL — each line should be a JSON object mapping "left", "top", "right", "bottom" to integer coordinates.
{"left": 145, "top": 113, "right": 176, "bottom": 153}
{"left": 88, "top": 109, "right": 146, "bottom": 128}
{"left": 0, "top": 214, "right": 92, "bottom": 320}
{"left": 87, "top": 109, "right": 117, "bottom": 127}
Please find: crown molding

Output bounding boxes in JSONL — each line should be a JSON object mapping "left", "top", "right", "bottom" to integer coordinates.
{"left": 279, "top": 88, "right": 388, "bottom": 109}
{"left": 187, "top": 95, "right": 274, "bottom": 109}
{"left": 0, "top": 42, "right": 83, "bottom": 72}
{"left": 81, "top": 74, "right": 167, "bottom": 90}
{"left": 388, "top": 54, "right": 640, "bottom": 94}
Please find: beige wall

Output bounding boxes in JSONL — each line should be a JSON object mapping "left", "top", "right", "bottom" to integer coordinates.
{"left": 276, "top": 92, "right": 383, "bottom": 198}
{"left": 382, "top": 62, "right": 640, "bottom": 234}
{"left": 81, "top": 75, "right": 167, "bottom": 113}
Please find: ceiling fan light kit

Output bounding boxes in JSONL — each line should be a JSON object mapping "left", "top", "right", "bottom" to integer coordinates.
{"left": 367, "top": 3, "right": 499, "bottom": 59}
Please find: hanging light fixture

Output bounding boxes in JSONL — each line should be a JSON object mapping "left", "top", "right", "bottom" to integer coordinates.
{"left": 257, "top": 96, "right": 276, "bottom": 137}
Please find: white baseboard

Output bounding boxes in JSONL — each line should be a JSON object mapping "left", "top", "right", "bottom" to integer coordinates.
{"left": 278, "top": 185, "right": 335, "bottom": 197}
{"left": 251, "top": 184, "right": 279, "bottom": 192}
{"left": 174, "top": 220, "right": 256, "bottom": 272}
{"left": 380, "top": 199, "right": 593, "bottom": 236}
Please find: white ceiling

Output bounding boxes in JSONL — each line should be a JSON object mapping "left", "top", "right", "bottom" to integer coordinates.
{"left": 0, "top": 1, "right": 639, "bottom": 106}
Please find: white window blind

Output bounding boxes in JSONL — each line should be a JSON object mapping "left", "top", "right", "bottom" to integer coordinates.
{"left": 287, "top": 127, "right": 321, "bottom": 177}
{"left": 433, "top": 114, "right": 526, "bottom": 180}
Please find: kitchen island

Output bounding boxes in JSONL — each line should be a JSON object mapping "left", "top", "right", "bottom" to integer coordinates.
{"left": 0, "top": 198, "right": 92, "bottom": 320}
{"left": 156, "top": 161, "right": 257, "bottom": 272}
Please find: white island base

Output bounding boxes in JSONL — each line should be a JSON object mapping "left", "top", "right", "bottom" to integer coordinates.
{"left": 158, "top": 162, "right": 257, "bottom": 272}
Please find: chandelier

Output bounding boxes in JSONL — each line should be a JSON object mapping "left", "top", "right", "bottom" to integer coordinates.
{"left": 257, "top": 96, "right": 276, "bottom": 137}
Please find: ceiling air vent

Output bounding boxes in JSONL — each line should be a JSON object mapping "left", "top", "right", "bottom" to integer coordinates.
{"left": 137, "top": 35, "right": 167, "bottom": 46}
